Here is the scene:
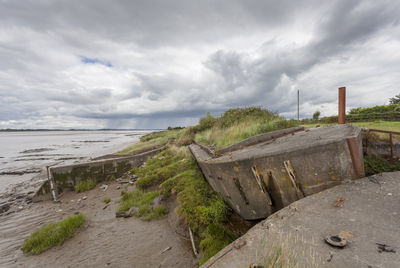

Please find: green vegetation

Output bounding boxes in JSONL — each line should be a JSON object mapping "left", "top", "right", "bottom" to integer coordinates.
{"left": 199, "top": 223, "right": 237, "bottom": 265}
{"left": 364, "top": 154, "right": 400, "bottom": 176}
{"left": 22, "top": 214, "right": 86, "bottom": 255}
{"left": 193, "top": 107, "right": 297, "bottom": 149}
{"left": 117, "top": 129, "right": 186, "bottom": 154}
{"left": 74, "top": 180, "right": 96, "bottom": 193}
{"left": 118, "top": 189, "right": 168, "bottom": 220}
{"left": 103, "top": 198, "right": 111, "bottom": 204}
{"left": 117, "top": 107, "right": 299, "bottom": 263}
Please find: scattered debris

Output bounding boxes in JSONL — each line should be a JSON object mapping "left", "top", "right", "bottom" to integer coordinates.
{"left": 82, "top": 196, "right": 87, "bottom": 200}
{"left": 115, "top": 207, "right": 138, "bottom": 218}
{"left": 116, "top": 186, "right": 121, "bottom": 190}
{"left": 333, "top": 197, "right": 345, "bottom": 207}
{"left": 327, "top": 251, "right": 334, "bottom": 262}
{"left": 102, "top": 205, "right": 109, "bottom": 210}
{"left": 376, "top": 243, "right": 396, "bottom": 253}
{"left": 233, "top": 239, "right": 246, "bottom": 250}
{"left": 189, "top": 226, "right": 198, "bottom": 256}
{"left": 325, "top": 235, "right": 347, "bottom": 248}
{"left": 160, "top": 246, "right": 171, "bottom": 254}
{"left": 100, "top": 184, "right": 109, "bottom": 191}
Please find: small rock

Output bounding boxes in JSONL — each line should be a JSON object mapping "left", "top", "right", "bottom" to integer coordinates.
{"left": 0, "top": 203, "right": 10, "bottom": 214}
{"left": 74, "top": 211, "right": 80, "bottom": 215}
{"left": 388, "top": 193, "right": 393, "bottom": 196}
{"left": 18, "top": 206, "right": 23, "bottom": 210}
{"left": 116, "top": 186, "right": 121, "bottom": 190}
{"left": 100, "top": 184, "right": 109, "bottom": 191}
{"left": 77, "top": 199, "right": 81, "bottom": 203}
{"left": 57, "top": 209, "right": 63, "bottom": 212}
{"left": 158, "top": 156, "right": 165, "bottom": 160}
{"left": 82, "top": 196, "right": 87, "bottom": 200}
{"left": 71, "top": 200, "right": 74, "bottom": 202}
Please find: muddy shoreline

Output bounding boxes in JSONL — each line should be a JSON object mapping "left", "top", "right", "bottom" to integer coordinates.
{"left": 0, "top": 180, "right": 196, "bottom": 267}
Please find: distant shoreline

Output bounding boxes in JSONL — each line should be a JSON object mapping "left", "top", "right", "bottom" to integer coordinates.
{"left": 0, "top": 128, "right": 163, "bottom": 132}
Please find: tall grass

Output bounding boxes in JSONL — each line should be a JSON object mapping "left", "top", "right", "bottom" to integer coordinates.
{"left": 194, "top": 108, "right": 297, "bottom": 149}
{"left": 117, "top": 129, "right": 186, "bottom": 154}
{"left": 22, "top": 214, "right": 86, "bottom": 255}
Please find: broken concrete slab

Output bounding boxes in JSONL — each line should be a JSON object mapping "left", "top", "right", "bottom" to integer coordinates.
{"left": 201, "top": 172, "right": 400, "bottom": 268}
{"left": 190, "top": 125, "right": 364, "bottom": 220}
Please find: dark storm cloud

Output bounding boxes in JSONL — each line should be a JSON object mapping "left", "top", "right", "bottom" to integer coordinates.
{"left": 0, "top": 0, "right": 400, "bottom": 128}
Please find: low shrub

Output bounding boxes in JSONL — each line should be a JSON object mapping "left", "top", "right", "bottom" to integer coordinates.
{"left": 75, "top": 180, "right": 96, "bottom": 193}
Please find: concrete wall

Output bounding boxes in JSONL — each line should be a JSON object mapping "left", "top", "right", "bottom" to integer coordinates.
{"left": 33, "top": 147, "right": 163, "bottom": 202}
{"left": 190, "top": 125, "right": 363, "bottom": 220}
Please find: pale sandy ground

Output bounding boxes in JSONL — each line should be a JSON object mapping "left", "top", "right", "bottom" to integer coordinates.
{"left": 0, "top": 181, "right": 196, "bottom": 268}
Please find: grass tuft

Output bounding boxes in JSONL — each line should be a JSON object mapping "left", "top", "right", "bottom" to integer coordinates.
{"left": 22, "top": 214, "right": 86, "bottom": 255}
{"left": 199, "top": 223, "right": 237, "bottom": 265}
{"left": 103, "top": 198, "right": 111, "bottom": 204}
{"left": 75, "top": 180, "right": 96, "bottom": 193}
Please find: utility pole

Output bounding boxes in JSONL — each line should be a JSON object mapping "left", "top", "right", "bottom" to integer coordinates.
{"left": 297, "top": 89, "right": 300, "bottom": 121}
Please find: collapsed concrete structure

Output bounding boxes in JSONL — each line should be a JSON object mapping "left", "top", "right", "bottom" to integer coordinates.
{"left": 33, "top": 147, "right": 163, "bottom": 202}
{"left": 201, "top": 172, "right": 400, "bottom": 268}
{"left": 189, "top": 125, "right": 364, "bottom": 220}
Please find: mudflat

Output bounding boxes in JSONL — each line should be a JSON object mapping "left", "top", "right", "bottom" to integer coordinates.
{"left": 1, "top": 181, "right": 196, "bottom": 268}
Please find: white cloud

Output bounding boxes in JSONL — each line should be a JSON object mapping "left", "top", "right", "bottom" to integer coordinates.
{"left": 0, "top": 0, "right": 399, "bottom": 128}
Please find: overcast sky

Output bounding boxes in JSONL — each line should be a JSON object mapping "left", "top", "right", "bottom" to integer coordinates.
{"left": 1, "top": 0, "right": 400, "bottom": 129}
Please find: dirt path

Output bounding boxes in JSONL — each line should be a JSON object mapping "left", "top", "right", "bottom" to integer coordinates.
{"left": 0, "top": 181, "right": 196, "bottom": 268}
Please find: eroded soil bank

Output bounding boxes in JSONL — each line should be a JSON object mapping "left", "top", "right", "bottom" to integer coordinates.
{"left": 0, "top": 181, "right": 196, "bottom": 268}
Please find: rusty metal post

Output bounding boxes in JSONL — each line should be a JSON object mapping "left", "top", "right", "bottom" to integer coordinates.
{"left": 390, "top": 133, "right": 393, "bottom": 162}
{"left": 347, "top": 137, "right": 365, "bottom": 179}
{"left": 338, "top": 87, "right": 346, "bottom": 124}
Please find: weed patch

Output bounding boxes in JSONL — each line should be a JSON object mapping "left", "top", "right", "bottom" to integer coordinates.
{"left": 199, "top": 223, "right": 237, "bottom": 265}
{"left": 22, "top": 214, "right": 86, "bottom": 255}
{"left": 364, "top": 154, "right": 400, "bottom": 176}
{"left": 103, "top": 198, "right": 111, "bottom": 204}
{"left": 118, "top": 189, "right": 167, "bottom": 220}
{"left": 75, "top": 180, "right": 96, "bottom": 193}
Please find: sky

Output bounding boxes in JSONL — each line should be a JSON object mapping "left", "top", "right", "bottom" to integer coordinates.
{"left": 1, "top": 0, "right": 400, "bottom": 129}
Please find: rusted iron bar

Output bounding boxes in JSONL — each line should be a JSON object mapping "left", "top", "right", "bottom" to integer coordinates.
{"left": 347, "top": 137, "right": 365, "bottom": 178}
{"left": 338, "top": 87, "right": 346, "bottom": 124}
{"left": 368, "top": 128, "right": 400, "bottom": 136}
{"left": 390, "top": 133, "right": 393, "bottom": 162}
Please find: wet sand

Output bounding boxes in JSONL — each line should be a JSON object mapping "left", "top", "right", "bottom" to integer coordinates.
{"left": 0, "top": 181, "right": 196, "bottom": 268}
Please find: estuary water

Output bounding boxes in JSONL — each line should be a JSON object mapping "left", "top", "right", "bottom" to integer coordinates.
{"left": 0, "top": 130, "right": 151, "bottom": 193}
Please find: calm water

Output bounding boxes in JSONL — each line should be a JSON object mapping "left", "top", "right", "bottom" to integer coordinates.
{"left": 0, "top": 130, "right": 151, "bottom": 193}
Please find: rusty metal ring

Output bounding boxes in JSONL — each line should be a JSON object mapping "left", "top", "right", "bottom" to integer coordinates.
{"left": 325, "top": 235, "right": 347, "bottom": 248}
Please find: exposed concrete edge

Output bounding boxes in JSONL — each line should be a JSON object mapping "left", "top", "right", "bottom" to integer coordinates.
{"left": 191, "top": 126, "right": 362, "bottom": 164}
{"left": 49, "top": 146, "right": 165, "bottom": 171}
